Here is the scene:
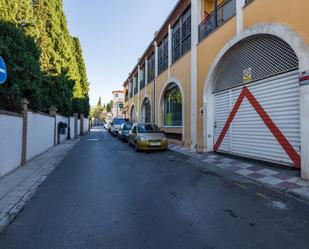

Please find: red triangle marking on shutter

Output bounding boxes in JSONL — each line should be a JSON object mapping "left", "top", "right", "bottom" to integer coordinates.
{"left": 214, "top": 86, "right": 300, "bottom": 168}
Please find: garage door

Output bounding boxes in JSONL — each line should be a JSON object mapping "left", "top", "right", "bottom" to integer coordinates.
{"left": 214, "top": 70, "right": 300, "bottom": 167}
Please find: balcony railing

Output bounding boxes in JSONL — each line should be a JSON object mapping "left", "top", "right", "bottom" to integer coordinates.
{"left": 199, "top": 0, "right": 236, "bottom": 42}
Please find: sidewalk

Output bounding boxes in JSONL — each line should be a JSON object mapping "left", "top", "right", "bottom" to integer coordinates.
{"left": 0, "top": 139, "right": 79, "bottom": 232}
{"left": 169, "top": 144, "right": 309, "bottom": 203}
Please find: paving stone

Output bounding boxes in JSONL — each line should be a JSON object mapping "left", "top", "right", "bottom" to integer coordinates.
{"left": 276, "top": 181, "right": 302, "bottom": 190}
{"left": 285, "top": 177, "right": 299, "bottom": 184}
{"left": 258, "top": 176, "right": 283, "bottom": 185}
{"left": 202, "top": 159, "right": 217, "bottom": 164}
{"left": 221, "top": 158, "right": 235, "bottom": 163}
{"left": 236, "top": 168, "right": 254, "bottom": 176}
{"left": 248, "top": 172, "right": 265, "bottom": 179}
{"left": 296, "top": 179, "right": 309, "bottom": 187}
{"left": 226, "top": 166, "right": 242, "bottom": 172}
{"left": 207, "top": 155, "right": 220, "bottom": 160}
{"left": 238, "top": 163, "right": 254, "bottom": 168}
{"left": 247, "top": 166, "right": 263, "bottom": 172}
{"left": 272, "top": 172, "right": 294, "bottom": 180}
{"left": 258, "top": 169, "right": 278, "bottom": 176}
{"left": 216, "top": 163, "right": 231, "bottom": 170}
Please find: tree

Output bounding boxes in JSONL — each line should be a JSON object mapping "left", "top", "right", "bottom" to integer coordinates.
{"left": 35, "top": 0, "right": 76, "bottom": 114}
{"left": 89, "top": 98, "right": 104, "bottom": 120}
{"left": 0, "top": 0, "right": 90, "bottom": 115}
{"left": 72, "top": 37, "right": 90, "bottom": 115}
{"left": 97, "top": 97, "right": 102, "bottom": 107}
{"left": 0, "top": 0, "right": 44, "bottom": 111}
{"left": 106, "top": 100, "right": 113, "bottom": 113}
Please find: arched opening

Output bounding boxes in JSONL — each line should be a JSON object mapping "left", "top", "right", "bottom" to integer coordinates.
{"left": 130, "top": 105, "right": 136, "bottom": 123}
{"left": 141, "top": 97, "right": 151, "bottom": 123}
{"left": 162, "top": 83, "right": 182, "bottom": 127}
{"left": 205, "top": 34, "right": 301, "bottom": 168}
{"left": 125, "top": 89, "right": 129, "bottom": 102}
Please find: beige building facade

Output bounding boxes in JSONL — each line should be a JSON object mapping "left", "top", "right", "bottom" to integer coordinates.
{"left": 123, "top": 0, "right": 309, "bottom": 179}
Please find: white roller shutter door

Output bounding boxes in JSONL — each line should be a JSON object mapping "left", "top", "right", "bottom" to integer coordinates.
{"left": 214, "top": 71, "right": 300, "bottom": 166}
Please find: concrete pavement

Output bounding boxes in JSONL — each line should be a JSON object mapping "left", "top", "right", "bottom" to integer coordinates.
{"left": 0, "top": 139, "right": 79, "bottom": 233}
{"left": 0, "top": 127, "right": 308, "bottom": 249}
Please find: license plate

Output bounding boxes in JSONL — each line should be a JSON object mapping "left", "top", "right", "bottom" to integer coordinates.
{"left": 149, "top": 142, "right": 161, "bottom": 146}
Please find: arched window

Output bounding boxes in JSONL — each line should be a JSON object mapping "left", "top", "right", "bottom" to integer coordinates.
{"left": 163, "top": 83, "right": 182, "bottom": 126}
{"left": 142, "top": 98, "right": 151, "bottom": 123}
{"left": 130, "top": 105, "right": 136, "bottom": 123}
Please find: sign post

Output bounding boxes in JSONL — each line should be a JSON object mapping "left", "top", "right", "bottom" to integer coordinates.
{"left": 0, "top": 56, "right": 7, "bottom": 85}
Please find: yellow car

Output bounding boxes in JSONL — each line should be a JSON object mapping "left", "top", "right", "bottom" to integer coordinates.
{"left": 128, "top": 123, "right": 168, "bottom": 152}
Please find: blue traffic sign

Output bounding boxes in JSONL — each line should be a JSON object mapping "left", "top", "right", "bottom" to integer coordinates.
{"left": 0, "top": 56, "right": 7, "bottom": 84}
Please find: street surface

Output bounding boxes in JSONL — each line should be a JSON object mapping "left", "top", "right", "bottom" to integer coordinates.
{"left": 0, "top": 127, "right": 308, "bottom": 249}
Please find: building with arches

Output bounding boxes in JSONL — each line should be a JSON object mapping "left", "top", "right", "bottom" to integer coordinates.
{"left": 122, "top": 0, "right": 309, "bottom": 179}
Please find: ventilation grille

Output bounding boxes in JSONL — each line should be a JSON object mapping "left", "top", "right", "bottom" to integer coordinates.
{"left": 213, "top": 35, "right": 299, "bottom": 94}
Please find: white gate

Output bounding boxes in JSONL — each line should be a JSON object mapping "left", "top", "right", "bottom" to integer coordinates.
{"left": 214, "top": 71, "right": 300, "bottom": 167}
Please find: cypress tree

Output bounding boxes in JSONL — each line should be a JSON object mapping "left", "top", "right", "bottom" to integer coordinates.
{"left": 34, "top": 0, "right": 89, "bottom": 115}
{"left": 0, "top": 0, "right": 90, "bottom": 114}
{"left": 0, "top": 0, "right": 43, "bottom": 111}
{"left": 72, "top": 37, "right": 90, "bottom": 115}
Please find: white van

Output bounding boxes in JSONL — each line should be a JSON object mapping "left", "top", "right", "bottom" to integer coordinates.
{"left": 110, "top": 118, "right": 130, "bottom": 136}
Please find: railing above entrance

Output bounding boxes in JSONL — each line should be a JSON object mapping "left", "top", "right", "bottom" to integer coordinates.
{"left": 198, "top": 0, "right": 236, "bottom": 42}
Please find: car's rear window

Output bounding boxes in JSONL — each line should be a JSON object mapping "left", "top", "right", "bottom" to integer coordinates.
{"left": 123, "top": 124, "right": 132, "bottom": 130}
{"left": 138, "top": 124, "right": 161, "bottom": 133}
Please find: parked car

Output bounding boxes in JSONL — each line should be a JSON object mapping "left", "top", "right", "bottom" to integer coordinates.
{"left": 118, "top": 123, "right": 132, "bottom": 142}
{"left": 128, "top": 123, "right": 168, "bottom": 152}
{"left": 110, "top": 118, "right": 130, "bottom": 136}
{"left": 107, "top": 120, "right": 112, "bottom": 133}
{"left": 104, "top": 121, "right": 110, "bottom": 130}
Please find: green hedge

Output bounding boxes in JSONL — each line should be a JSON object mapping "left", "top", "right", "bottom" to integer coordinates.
{"left": 0, "top": 0, "right": 89, "bottom": 115}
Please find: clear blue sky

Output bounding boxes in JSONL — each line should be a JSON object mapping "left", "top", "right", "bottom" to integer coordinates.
{"left": 63, "top": 0, "right": 177, "bottom": 106}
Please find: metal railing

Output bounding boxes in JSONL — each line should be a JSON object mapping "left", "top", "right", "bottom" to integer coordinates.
{"left": 199, "top": 0, "right": 236, "bottom": 42}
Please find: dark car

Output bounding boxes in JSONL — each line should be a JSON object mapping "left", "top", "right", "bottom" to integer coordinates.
{"left": 118, "top": 123, "right": 132, "bottom": 142}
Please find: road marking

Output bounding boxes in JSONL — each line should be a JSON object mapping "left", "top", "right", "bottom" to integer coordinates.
{"left": 256, "top": 192, "right": 270, "bottom": 200}
{"left": 233, "top": 182, "right": 247, "bottom": 190}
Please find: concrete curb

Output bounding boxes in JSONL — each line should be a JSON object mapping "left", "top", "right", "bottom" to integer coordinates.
{"left": 169, "top": 148, "right": 309, "bottom": 205}
{"left": 0, "top": 139, "right": 80, "bottom": 233}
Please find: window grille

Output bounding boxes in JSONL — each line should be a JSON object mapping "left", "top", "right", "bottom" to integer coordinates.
{"left": 213, "top": 35, "right": 299, "bottom": 94}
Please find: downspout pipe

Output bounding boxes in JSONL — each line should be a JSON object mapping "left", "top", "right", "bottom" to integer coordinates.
{"left": 153, "top": 41, "right": 158, "bottom": 124}
{"left": 213, "top": 0, "right": 218, "bottom": 28}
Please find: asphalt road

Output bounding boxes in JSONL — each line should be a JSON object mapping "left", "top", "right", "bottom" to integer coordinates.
{"left": 0, "top": 127, "right": 308, "bottom": 249}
